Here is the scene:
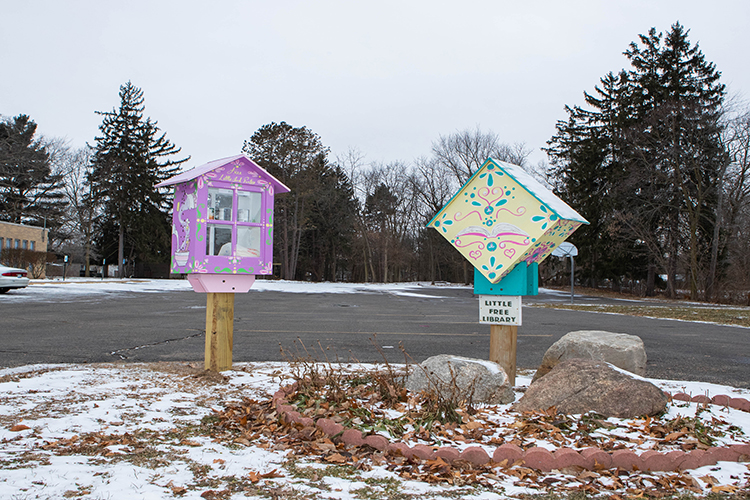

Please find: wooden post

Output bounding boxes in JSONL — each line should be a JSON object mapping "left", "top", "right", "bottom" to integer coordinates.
{"left": 205, "top": 292, "right": 234, "bottom": 371}
{"left": 490, "top": 324, "right": 517, "bottom": 386}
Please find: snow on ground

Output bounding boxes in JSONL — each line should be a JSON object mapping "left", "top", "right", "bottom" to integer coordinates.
{"left": 0, "top": 362, "right": 748, "bottom": 499}
{"left": 1, "top": 280, "right": 749, "bottom": 498}
{"left": 0, "top": 278, "right": 470, "bottom": 303}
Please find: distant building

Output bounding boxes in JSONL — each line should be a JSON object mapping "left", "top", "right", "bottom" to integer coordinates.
{"left": 0, "top": 221, "right": 49, "bottom": 265}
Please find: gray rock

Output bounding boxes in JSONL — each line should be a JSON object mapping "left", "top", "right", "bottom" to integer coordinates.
{"left": 533, "top": 330, "right": 647, "bottom": 382}
{"left": 515, "top": 359, "right": 667, "bottom": 418}
{"left": 406, "top": 355, "right": 514, "bottom": 405}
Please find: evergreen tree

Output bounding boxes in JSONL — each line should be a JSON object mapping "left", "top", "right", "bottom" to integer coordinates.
{"left": 0, "top": 114, "right": 67, "bottom": 232}
{"left": 298, "top": 156, "right": 358, "bottom": 281}
{"left": 242, "top": 122, "right": 328, "bottom": 280}
{"left": 546, "top": 23, "right": 727, "bottom": 298}
{"left": 88, "top": 82, "right": 188, "bottom": 277}
{"left": 546, "top": 71, "right": 647, "bottom": 288}
{"left": 624, "top": 23, "right": 727, "bottom": 299}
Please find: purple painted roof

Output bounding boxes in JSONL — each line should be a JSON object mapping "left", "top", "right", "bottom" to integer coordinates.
{"left": 155, "top": 154, "right": 290, "bottom": 193}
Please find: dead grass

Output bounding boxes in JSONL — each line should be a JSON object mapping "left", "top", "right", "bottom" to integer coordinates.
{"left": 533, "top": 303, "right": 750, "bottom": 328}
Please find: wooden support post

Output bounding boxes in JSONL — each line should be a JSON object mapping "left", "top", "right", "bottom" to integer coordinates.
{"left": 490, "top": 324, "right": 517, "bottom": 386}
{"left": 205, "top": 292, "right": 234, "bottom": 372}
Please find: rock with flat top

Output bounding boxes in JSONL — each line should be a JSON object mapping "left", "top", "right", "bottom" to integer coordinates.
{"left": 406, "top": 355, "right": 514, "bottom": 404}
{"left": 533, "top": 330, "right": 647, "bottom": 382}
{"left": 516, "top": 358, "right": 667, "bottom": 418}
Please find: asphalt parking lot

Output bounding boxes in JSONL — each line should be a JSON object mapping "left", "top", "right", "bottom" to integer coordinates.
{"left": 1, "top": 283, "right": 748, "bottom": 388}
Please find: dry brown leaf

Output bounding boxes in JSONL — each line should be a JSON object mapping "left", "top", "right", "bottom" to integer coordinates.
{"left": 576, "top": 470, "right": 600, "bottom": 481}
{"left": 559, "top": 465, "right": 586, "bottom": 475}
{"left": 426, "top": 456, "right": 450, "bottom": 472}
{"left": 700, "top": 475, "right": 718, "bottom": 486}
{"left": 260, "top": 469, "right": 284, "bottom": 479}
{"left": 9, "top": 424, "right": 30, "bottom": 432}
{"left": 509, "top": 467, "right": 535, "bottom": 480}
{"left": 313, "top": 440, "right": 337, "bottom": 452}
{"left": 200, "top": 490, "right": 229, "bottom": 499}
{"left": 663, "top": 431, "right": 687, "bottom": 442}
{"left": 711, "top": 484, "right": 739, "bottom": 493}
{"left": 171, "top": 485, "right": 187, "bottom": 495}
{"left": 324, "top": 453, "right": 347, "bottom": 463}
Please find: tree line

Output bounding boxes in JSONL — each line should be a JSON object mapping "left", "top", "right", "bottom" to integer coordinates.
{"left": 2, "top": 22, "right": 750, "bottom": 301}
{"left": 546, "top": 22, "right": 750, "bottom": 301}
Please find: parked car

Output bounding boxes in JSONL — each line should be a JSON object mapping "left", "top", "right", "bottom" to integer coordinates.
{"left": 0, "top": 265, "right": 30, "bottom": 294}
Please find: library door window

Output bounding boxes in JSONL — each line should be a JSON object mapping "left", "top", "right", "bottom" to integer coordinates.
{"left": 205, "top": 187, "right": 264, "bottom": 258}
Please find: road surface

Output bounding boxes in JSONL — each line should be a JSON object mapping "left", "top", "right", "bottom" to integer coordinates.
{"left": 1, "top": 282, "right": 748, "bottom": 388}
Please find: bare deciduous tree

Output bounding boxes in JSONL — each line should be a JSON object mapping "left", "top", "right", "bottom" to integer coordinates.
{"left": 362, "top": 161, "right": 420, "bottom": 282}
{"left": 431, "top": 126, "right": 531, "bottom": 185}
{"left": 55, "top": 147, "right": 97, "bottom": 275}
{"left": 717, "top": 107, "right": 750, "bottom": 299}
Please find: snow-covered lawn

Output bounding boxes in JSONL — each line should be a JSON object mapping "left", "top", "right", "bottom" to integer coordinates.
{"left": 1, "top": 279, "right": 748, "bottom": 498}
{"left": 0, "top": 362, "right": 748, "bottom": 499}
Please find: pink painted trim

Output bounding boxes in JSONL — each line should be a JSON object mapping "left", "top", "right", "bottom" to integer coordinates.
{"left": 187, "top": 274, "right": 255, "bottom": 293}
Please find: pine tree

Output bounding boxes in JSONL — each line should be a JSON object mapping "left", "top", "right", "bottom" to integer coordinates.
{"left": 0, "top": 114, "right": 67, "bottom": 231}
{"left": 546, "top": 71, "right": 645, "bottom": 287}
{"left": 88, "top": 82, "right": 188, "bottom": 277}
{"left": 242, "top": 122, "right": 328, "bottom": 280}
{"left": 298, "top": 156, "right": 358, "bottom": 281}
{"left": 624, "top": 23, "right": 727, "bottom": 299}
{"left": 546, "top": 23, "right": 727, "bottom": 298}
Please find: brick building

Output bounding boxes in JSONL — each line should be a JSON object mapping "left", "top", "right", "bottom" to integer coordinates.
{"left": 0, "top": 220, "right": 49, "bottom": 260}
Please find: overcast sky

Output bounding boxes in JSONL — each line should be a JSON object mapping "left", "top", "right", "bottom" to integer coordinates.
{"left": 3, "top": 1, "right": 748, "bottom": 171}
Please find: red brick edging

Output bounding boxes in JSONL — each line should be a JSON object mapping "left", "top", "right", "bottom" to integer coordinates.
{"left": 270, "top": 386, "right": 750, "bottom": 472}
{"left": 671, "top": 391, "right": 750, "bottom": 412}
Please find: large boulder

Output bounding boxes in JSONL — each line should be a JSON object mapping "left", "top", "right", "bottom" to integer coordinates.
{"left": 533, "top": 330, "right": 647, "bottom": 382}
{"left": 515, "top": 359, "right": 667, "bottom": 418}
{"left": 406, "top": 355, "right": 515, "bottom": 405}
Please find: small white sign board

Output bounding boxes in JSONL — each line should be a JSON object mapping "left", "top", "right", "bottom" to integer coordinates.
{"left": 479, "top": 296, "right": 522, "bottom": 325}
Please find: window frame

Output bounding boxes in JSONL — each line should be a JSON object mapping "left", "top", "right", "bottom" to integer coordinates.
{"left": 204, "top": 183, "right": 266, "bottom": 260}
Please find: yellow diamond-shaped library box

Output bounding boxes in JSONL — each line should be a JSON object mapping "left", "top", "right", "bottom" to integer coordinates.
{"left": 428, "top": 158, "right": 588, "bottom": 284}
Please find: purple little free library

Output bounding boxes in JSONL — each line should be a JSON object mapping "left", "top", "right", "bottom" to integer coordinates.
{"left": 156, "top": 154, "right": 290, "bottom": 293}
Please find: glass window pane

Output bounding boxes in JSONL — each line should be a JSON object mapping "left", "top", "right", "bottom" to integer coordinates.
{"left": 237, "top": 191, "right": 262, "bottom": 223}
{"left": 206, "top": 225, "right": 233, "bottom": 256}
{"left": 207, "top": 188, "right": 233, "bottom": 221}
{"left": 236, "top": 226, "right": 261, "bottom": 257}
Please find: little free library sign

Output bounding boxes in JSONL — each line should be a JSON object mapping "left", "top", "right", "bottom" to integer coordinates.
{"left": 479, "top": 297, "right": 521, "bottom": 325}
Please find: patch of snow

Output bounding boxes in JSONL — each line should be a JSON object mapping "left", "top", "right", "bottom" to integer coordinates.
{"left": 5, "top": 278, "right": 467, "bottom": 303}
{"left": 0, "top": 362, "right": 748, "bottom": 498}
